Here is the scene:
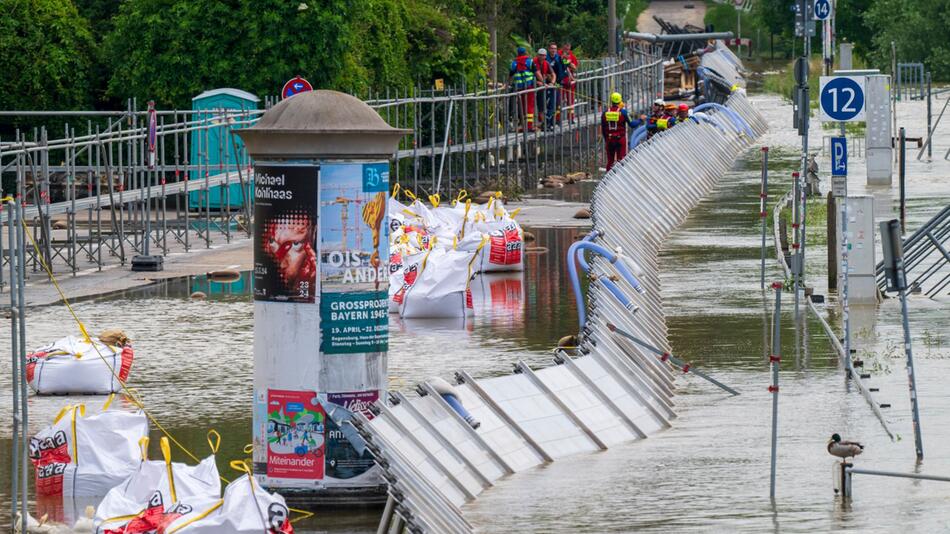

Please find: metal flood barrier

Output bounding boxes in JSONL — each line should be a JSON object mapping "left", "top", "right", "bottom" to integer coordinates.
{"left": 874, "top": 205, "right": 950, "bottom": 298}
{"left": 350, "top": 90, "right": 767, "bottom": 533}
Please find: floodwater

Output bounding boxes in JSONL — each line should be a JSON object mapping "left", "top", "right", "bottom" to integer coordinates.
{"left": 2, "top": 93, "right": 949, "bottom": 532}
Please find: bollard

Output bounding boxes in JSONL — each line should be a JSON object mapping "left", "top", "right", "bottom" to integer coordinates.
{"left": 237, "top": 91, "right": 409, "bottom": 500}
{"left": 760, "top": 147, "right": 769, "bottom": 290}
{"left": 769, "top": 280, "right": 783, "bottom": 499}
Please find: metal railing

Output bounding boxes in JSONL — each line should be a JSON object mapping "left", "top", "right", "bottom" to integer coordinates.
{"left": 0, "top": 45, "right": 664, "bottom": 281}
{"left": 874, "top": 205, "right": 950, "bottom": 298}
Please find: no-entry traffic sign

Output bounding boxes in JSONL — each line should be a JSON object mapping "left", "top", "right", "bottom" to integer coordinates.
{"left": 282, "top": 76, "right": 313, "bottom": 99}
{"left": 819, "top": 76, "right": 866, "bottom": 122}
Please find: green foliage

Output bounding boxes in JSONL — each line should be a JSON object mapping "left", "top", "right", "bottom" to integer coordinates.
{"left": 865, "top": 0, "right": 950, "bottom": 81}
{"left": 0, "top": 0, "right": 95, "bottom": 110}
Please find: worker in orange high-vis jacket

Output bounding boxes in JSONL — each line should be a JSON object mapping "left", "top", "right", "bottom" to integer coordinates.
{"left": 601, "top": 92, "right": 644, "bottom": 172}
{"left": 508, "top": 46, "right": 541, "bottom": 131}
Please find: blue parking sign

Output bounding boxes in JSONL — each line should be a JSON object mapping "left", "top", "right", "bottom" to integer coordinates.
{"left": 831, "top": 137, "right": 847, "bottom": 176}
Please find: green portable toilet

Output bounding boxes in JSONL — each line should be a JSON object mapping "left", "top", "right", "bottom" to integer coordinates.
{"left": 188, "top": 88, "right": 260, "bottom": 210}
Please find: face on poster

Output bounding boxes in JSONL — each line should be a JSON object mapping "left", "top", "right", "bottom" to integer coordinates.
{"left": 254, "top": 165, "right": 318, "bottom": 303}
{"left": 319, "top": 162, "right": 390, "bottom": 355}
{"left": 266, "top": 389, "right": 325, "bottom": 481}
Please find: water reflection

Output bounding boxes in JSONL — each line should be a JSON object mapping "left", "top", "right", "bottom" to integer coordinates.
{"left": 0, "top": 224, "right": 586, "bottom": 532}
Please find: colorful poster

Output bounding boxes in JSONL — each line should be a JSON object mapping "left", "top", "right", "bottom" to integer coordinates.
{"left": 254, "top": 165, "right": 318, "bottom": 303}
{"left": 266, "top": 389, "right": 325, "bottom": 480}
{"left": 325, "top": 390, "right": 379, "bottom": 480}
{"left": 318, "top": 163, "right": 390, "bottom": 354}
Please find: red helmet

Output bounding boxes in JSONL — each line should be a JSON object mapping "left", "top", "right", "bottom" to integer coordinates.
{"left": 678, "top": 104, "right": 689, "bottom": 111}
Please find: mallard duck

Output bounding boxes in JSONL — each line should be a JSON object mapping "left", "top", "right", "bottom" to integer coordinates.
{"left": 828, "top": 433, "right": 864, "bottom": 460}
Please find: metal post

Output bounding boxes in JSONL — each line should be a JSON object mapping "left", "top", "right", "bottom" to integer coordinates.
{"left": 927, "top": 73, "right": 933, "bottom": 158}
{"left": 760, "top": 147, "right": 769, "bottom": 289}
{"left": 7, "top": 200, "right": 19, "bottom": 529}
{"left": 899, "top": 279, "right": 923, "bottom": 459}
{"left": 842, "top": 194, "right": 851, "bottom": 376}
{"left": 899, "top": 127, "right": 906, "bottom": 233}
{"left": 608, "top": 0, "right": 617, "bottom": 57}
{"left": 792, "top": 171, "right": 801, "bottom": 322}
{"left": 16, "top": 200, "right": 28, "bottom": 529}
{"left": 769, "top": 281, "right": 783, "bottom": 499}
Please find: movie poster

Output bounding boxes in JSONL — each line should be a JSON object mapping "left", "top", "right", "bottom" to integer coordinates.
{"left": 324, "top": 390, "right": 379, "bottom": 480}
{"left": 318, "top": 163, "right": 390, "bottom": 354}
{"left": 254, "top": 165, "right": 319, "bottom": 303}
{"left": 266, "top": 389, "right": 325, "bottom": 481}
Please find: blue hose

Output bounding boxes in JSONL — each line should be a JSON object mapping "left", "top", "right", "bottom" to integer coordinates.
{"left": 694, "top": 102, "right": 753, "bottom": 137}
{"left": 629, "top": 126, "right": 647, "bottom": 148}
{"left": 568, "top": 235, "right": 645, "bottom": 328}
{"left": 692, "top": 111, "right": 727, "bottom": 133}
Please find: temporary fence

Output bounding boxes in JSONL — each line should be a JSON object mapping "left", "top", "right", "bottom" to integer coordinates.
{"left": 0, "top": 44, "right": 663, "bottom": 280}
{"left": 352, "top": 89, "right": 767, "bottom": 533}
{"left": 874, "top": 205, "right": 950, "bottom": 298}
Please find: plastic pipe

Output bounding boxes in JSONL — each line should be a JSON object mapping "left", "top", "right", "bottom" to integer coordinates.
{"left": 691, "top": 112, "right": 727, "bottom": 133}
{"left": 694, "top": 102, "right": 753, "bottom": 137}
{"left": 629, "top": 126, "right": 647, "bottom": 148}
{"left": 441, "top": 393, "right": 480, "bottom": 429}
{"left": 568, "top": 238, "right": 646, "bottom": 328}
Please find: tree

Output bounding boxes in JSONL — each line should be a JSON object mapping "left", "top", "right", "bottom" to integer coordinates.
{"left": 865, "top": 0, "right": 950, "bottom": 80}
{"left": 0, "top": 0, "right": 95, "bottom": 110}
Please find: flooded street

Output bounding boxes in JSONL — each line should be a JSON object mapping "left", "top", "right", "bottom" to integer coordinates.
{"left": 2, "top": 94, "right": 949, "bottom": 532}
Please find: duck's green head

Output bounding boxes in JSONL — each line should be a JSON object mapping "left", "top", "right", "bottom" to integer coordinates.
{"left": 830, "top": 433, "right": 841, "bottom": 443}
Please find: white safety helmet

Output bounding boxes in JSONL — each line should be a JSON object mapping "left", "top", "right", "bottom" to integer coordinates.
{"left": 537, "top": 48, "right": 547, "bottom": 55}
{"left": 653, "top": 98, "right": 665, "bottom": 106}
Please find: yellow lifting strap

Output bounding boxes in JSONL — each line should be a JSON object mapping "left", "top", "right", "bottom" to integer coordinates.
{"left": 390, "top": 183, "right": 401, "bottom": 199}
{"left": 160, "top": 437, "right": 178, "bottom": 503}
{"left": 428, "top": 193, "right": 440, "bottom": 208}
{"left": 403, "top": 189, "right": 417, "bottom": 201}
{"left": 138, "top": 437, "right": 150, "bottom": 461}
{"left": 453, "top": 190, "right": 468, "bottom": 206}
{"left": 206, "top": 429, "right": 221, "bottom": 454}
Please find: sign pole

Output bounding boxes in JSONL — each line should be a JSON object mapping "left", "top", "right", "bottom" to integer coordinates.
{"left": 831, "top": 137, "right": 850, "bottom": 376}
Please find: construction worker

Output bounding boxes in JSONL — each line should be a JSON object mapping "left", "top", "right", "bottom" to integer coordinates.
{"left": 534, "top": 48, "right": 554, "bottom": 128}
{"left": 547, "top": 42, "right": 568, "bottom": 125}
{"left": 601, "top": 92, "right": 643, "bottom": 172}
{"left": 674, "top": 103, "right": 691, "bottom": 124}
{"left": 560, "top": 42, "right": 578, "bottom": 123}
{"left": 508, "top": 46, "right": 541, "bottom": 131}
{"left": 646, "top": 98, "right": 673, "bottom": 139}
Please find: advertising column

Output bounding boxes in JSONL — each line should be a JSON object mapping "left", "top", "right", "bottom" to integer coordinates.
{"left": 251, "top": 161, "right": 390, "bottom": 493}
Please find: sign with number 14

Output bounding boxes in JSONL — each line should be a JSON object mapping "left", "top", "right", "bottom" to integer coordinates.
{"left": 813, "top": 0, "right": 831, "bottom": 20}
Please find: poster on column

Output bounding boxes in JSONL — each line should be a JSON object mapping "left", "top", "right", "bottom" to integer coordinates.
{"left": 254, "top": 165, "right": 319, "bottom": 303}
{"left": 318, "top": 162, "right": 390, "bottom": 354}
{"left": 324, "top": 390, "right": 379, "bottom": 482}
{"left": 266, "top": 389, "right": 325, "bottom": 481}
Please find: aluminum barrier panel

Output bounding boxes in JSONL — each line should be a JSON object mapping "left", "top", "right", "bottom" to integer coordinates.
{"left": 352, "top": 87, "right": 766, "bottom": 533}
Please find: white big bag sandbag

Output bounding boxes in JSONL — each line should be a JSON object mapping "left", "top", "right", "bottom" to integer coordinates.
{"left": 399, "top": 247, "right": 480, "bottom": 319}
{"left": 164, "top": 466, "right": 295, "bottom": 534}
{"left": 30, "top": 398, "right": 148, "bottom": 499}
{"left": 95, "top": 435, "right": 221, "bottom": 532}
{"left": 27, "top": 335, "right": 134, "bottom": 395}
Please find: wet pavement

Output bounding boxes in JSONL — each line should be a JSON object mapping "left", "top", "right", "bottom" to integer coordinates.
{"left": 1, "top": 93, "right": 949, "bottom": 532}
